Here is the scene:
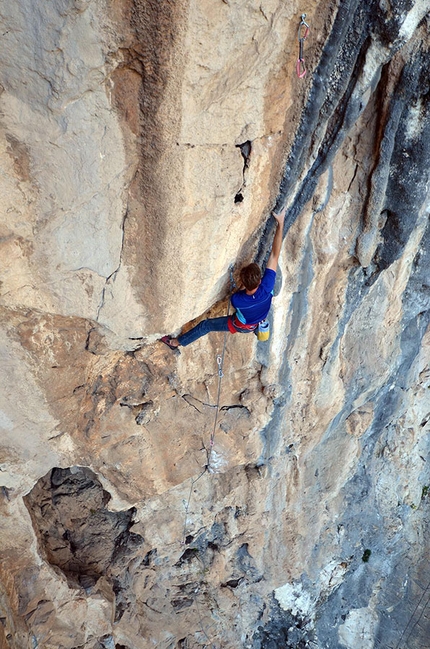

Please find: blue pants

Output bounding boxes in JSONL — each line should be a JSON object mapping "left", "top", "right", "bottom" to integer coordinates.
{"left": 178, "top": 316, "right": 253, "bottom": 347}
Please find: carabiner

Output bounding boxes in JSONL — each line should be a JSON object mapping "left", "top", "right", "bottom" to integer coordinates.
{"left": 297, "top": 13, "right": 310, "bottom": 78}
{"left": 296, "top": 57, "right": 307, "bottom": 79}
{"left": 298, "top": 14, "right": 310, "bottom": 41}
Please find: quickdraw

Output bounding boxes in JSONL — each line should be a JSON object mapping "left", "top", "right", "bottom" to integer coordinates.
{"left": 296, "top": 13, "right": 310, "bottom": 79}
{"left": 216, "top": 354, "right": 224, "bottom": 378}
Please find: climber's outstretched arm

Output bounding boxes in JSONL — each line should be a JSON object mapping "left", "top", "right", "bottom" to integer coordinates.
{"left": 266, "top": 206, "right": 286, "bottom": 271}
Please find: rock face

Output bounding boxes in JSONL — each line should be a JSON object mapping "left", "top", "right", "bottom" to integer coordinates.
{"left": 0, "top": 1, "right": 429, "bottom": 648}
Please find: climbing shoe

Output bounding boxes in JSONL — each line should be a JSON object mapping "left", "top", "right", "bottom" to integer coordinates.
{"left": 160, "top": 336, "right": 181, "bottom": 355}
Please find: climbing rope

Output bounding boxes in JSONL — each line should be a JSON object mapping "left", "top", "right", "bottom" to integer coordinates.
{"left": 181, "top": 264, "right": 236, "bottom": 543}
{"left": 207, "top": 265, "right": 235, "bottom": 469}
{"left": 393, "top": 572, "right": 430, "bottom": 649}
{"left": 296, "top": 13, "right": 310, "bottom": 78}
{"left": 181, "top": 468, "right": 207, "bottom": 546}
{"left": 178, "top": 266, "right": 236, "bottom": 648}
{"left": 180, "top": 328, "right": 229, "bottom": 543}
{"left": 207, "top": 344, "right": 227, "bottom": 467}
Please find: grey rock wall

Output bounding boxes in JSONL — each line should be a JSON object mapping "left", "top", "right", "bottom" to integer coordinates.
{"left": 0, "top": 1, "right": 429, "bottom": 648}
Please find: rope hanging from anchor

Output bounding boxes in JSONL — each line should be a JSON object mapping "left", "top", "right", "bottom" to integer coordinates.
{"left": 207, "top": 265, "right": 235, "bottom": 468}
{"left": 296, "top": 13, "right": 310, "bottom": 78}
{"left": 181, "top": 265, "right": 236, "bottom": 546}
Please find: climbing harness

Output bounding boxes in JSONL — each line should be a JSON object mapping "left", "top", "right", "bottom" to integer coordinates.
{"left": 296, "top": 13, "right": 310, "bottom": 78}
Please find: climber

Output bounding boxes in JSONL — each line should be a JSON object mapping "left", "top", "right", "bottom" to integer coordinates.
{"left": 160, "top": 207, "right": 286, "bottom": 351}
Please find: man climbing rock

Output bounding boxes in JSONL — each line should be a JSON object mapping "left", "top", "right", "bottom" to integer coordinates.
{"left": 161, "top": 207, "right": 286, "bottom": 351}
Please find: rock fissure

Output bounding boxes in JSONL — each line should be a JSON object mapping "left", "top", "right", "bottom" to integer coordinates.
{"left": 234, "top": 140, "right": 252, "bottom": 204}
{"left": 1, "top": 1, "right": 429, "bottom": 647}
{"left": 96, "top": 205, "right": 129, "bottom": 324}
{"left": 181, "top": 394, "right": 217, "bottom": 412}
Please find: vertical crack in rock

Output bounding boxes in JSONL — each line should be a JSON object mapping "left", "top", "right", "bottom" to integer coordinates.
{"left": 257, "top": 1, "right": 430, "bottom": 270}
{"left": 357, "top": 50, "right": 430, "bottom": 269}
{"left": 308, "top": 222, "right": 430, "bottom": 649}
{"left": 256, "top": 0, "right": 374, "bottom": 265}
{"left": 257, "top": 217, "right": 315, "bottom": 461}
{"left": 96, "top": 206, "right": 129, "bottom": 323}
{"left": 2, "top": 1, "right": 430, "bottom": 647}
{"left": 234, "top": 140, "right": 252, "bottom": 204}
{"left": 277, "top": 1, "right": 373, "bottom": 212}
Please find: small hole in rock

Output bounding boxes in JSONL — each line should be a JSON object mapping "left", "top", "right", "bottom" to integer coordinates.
{"left": 234, "top": 192, "right": 244, "bottom": 203}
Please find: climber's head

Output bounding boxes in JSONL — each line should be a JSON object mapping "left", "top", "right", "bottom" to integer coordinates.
{"left": 240, "top": 263, "right": 261, "bottom": 291}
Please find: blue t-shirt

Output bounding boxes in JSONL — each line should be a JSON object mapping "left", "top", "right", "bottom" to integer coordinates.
{"left": 231, "top": 268, "right": 276, "bottom": 324}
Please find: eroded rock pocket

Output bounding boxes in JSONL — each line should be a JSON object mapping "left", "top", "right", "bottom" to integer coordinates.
{"left": 24, "top": 466, "right": 143, "bottom": 589}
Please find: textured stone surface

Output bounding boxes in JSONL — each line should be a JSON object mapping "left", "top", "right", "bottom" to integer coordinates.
{"left": 0, "top": 0, "right": 128, "bottom": 323}
{"left": 0, "top": 0, "right": 429, "bottom": 648}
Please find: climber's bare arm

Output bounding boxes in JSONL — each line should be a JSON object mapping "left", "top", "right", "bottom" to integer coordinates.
{"left": 266, "top": 206, "right": 286, "bottom": 271}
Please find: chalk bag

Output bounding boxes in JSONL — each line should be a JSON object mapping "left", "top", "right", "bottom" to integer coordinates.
{"left": 257, "top": 319, "right": 270, "bottom": 341}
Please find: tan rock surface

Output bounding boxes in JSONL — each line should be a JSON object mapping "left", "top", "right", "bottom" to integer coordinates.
{"left": 0, "top": 1, "right": 429, "bottom": 648}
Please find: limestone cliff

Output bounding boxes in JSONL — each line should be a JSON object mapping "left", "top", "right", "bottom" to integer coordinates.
{"left": 0, "top": 1, "right": 429, "bottom": 648}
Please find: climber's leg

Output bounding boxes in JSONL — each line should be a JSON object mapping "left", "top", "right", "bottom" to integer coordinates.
{"left": 177, "top": 316, "right": 230, "bottom": 347}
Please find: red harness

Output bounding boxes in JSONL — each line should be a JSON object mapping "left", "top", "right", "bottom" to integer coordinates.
{"left": 227, "top": 315, "right": 258, "bottom": 334}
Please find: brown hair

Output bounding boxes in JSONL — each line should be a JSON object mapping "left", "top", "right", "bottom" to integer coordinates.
{"left": 240, "top": 263, "right": 261, "bottom": 291}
